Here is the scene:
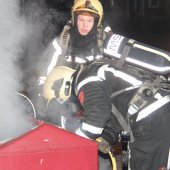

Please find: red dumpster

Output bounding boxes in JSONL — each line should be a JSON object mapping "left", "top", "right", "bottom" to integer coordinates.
{"left": 0, "top": 122, "right": 98, "bottom": 170}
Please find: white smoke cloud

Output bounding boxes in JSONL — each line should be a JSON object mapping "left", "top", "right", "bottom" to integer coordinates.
{"left": 0, "top": 0, "right": 36, "bottom": 142}
{"left": 20, "top": 0, "right": 69, "bottom": 119}
{"left": 0, "top": 0, "right": 80, "bottom": 142}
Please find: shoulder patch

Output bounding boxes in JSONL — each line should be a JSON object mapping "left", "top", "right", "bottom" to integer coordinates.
{"left": 78, "top": 90, "right": 85, "bottom": 105}
{"left": 59, "top": 24, "right": 71, "bottom": 49}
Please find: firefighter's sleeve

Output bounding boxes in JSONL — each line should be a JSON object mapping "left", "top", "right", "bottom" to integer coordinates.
{"left": 76, "top": 82, "right": 119, "bottom": 145}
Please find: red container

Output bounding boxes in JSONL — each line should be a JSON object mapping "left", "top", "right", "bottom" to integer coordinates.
{"left": 0, "top": 122, "right": 98, "bottom": 170}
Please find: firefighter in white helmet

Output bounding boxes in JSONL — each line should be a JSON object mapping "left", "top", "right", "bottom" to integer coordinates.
{"left": 75, "top": 62, "right": 170, "bottom": 170}
{"left": 43, "top": 30, "right": 170, "bottom": 169}
{"left": 44, "top": 63, "right": 170, "bottom": 170}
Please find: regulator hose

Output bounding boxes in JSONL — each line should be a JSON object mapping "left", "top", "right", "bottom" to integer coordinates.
{"left": 109, "top": 150, "right": 117, "bottom": 170}
{"left": 16, "top": 92, "right": 37, "bottom": 118}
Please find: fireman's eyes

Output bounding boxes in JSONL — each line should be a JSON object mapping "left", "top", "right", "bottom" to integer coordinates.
{"left": 79, "top": 19, "right": 93, "bottom": 22}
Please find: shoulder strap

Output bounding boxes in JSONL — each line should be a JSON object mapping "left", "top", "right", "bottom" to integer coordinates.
{"left": 59, "top": 21, "right": 71, "bottom": 50}
{"left": 111, "top": 104, "right": 135, "bottom": 142}
{"left": 111, "top": 104, "right": 129, "bottom": 134}
{"left": 97, "top": 24, "right": 114, "bottom": 48}
{"left": 116, "top": 39, "right": 135, "bottom": 69}
{"left": 97, "top": 26, "right": 105, "bottom": 48}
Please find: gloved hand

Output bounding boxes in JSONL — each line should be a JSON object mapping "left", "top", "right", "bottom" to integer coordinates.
{"left": 96, "top": 137, "right": 111, "bottom": 154}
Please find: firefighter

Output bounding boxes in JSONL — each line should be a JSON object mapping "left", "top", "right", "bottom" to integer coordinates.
{"left": 43, "top": 36, "right": 170, "bottom": 169}
{"left": 74, "top": 62, "right": 170, "bottom": 170}
{"left": 71, "top": 33, "right": 170, "bottom": 169}
{"left": 34, "top": 0, "right": 112, "bottom": 120}
{"left": 48, "top": 64, "right": 169, "bottom": 170}
{"left": 56, "top": 0, "right": 113, "bottom": 69}
{"left": 36, "top": 0, "right": 113, "bottom": 118}
{"left": 38, "top": 0, "right": 113, "bottom": 86}
{"left": 43, "top": 66, "right": 116, "bottom": 170}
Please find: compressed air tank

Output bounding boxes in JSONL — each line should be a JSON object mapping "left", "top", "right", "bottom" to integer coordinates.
{"left": 103, "top": 34, "right": 170, "bottom": 75}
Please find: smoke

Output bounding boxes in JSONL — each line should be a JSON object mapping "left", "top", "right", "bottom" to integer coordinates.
{"left": 0, "top": 0, "right": 36, "bottom": 142}
{"left": 21, "top": 0, "right": 69, "bottom": 119}
{"left": 0, "top": 0, "right": 80, "bottom": 140}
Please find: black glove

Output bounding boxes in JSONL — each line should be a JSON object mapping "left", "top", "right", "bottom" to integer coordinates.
{"left": 101, "top": 125, "right": 119, "bottom": 145}
{"left": 96, "top": 137, "right": 111, "bottom": 154}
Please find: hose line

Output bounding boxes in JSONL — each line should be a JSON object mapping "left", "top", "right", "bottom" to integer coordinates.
{"left": 109, "top": 150, "right": 117, "bottom": 170}
{"left": 96, "top": 138, "right": 117, "bottom": 170}
{"left": 16, "top": 92, "right": 37, "bottom": 118}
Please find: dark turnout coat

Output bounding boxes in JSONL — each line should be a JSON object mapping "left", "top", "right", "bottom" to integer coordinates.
{"left": 75, "top": 63, "right": 170, "bottom": 170}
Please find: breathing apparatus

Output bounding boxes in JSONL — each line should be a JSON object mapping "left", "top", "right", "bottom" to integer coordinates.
{"left": 103, "top": 34, "right": 170, "bottom": 75}
{"left": 103, "top": 34, "right": 170, "bottom": 109}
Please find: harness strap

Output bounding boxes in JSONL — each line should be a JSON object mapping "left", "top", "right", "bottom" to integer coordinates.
{"left": 59, "top": 21, "right": 105, "bottom": 52}
{"left": 59, "top": 21, "right": 71, "bottom": 50}
{"left": 110, "top": 86, "right": 139, "bottom": 98}
{"left": 111, "top": 104, "right": 135, "bottom": 143}
{"left": 116, "top": 39, "right": 135, "bottom": 69}
{"left": 111, "top": 104, "right": 129, "bottom": 134}
{"left": 75, "top": 64, "right": 85, "bottom": 94}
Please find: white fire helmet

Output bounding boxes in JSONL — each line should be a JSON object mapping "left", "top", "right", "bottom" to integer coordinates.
{"left": 43, "top": 66, "right": 76, "bottom": 102}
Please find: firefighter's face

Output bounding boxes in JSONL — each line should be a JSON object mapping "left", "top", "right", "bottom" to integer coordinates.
{"left": 77, "top": 12, "right": 95, "bottom": 35}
